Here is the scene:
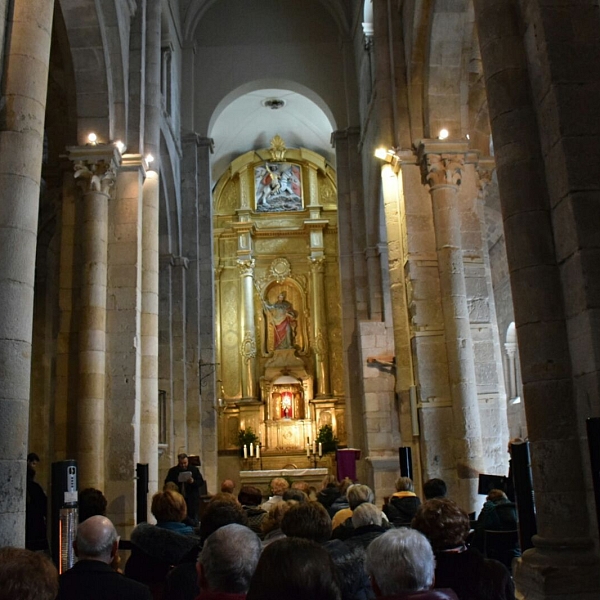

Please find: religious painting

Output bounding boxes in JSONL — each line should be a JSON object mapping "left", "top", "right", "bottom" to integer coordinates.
{"left": 254, "top": 162, "right": 303, "bottom": 212}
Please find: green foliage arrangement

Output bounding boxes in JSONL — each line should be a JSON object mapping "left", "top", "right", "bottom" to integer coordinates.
{"left": 316, "top": 424, "right": 339, "bottom": 454}
{"left": 237, "top": 427, "right": 259, "bottom": 448}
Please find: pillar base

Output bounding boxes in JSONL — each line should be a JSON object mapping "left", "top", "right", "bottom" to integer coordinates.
{"left": 514, "top": 535, "right": 600, "bottom": 600}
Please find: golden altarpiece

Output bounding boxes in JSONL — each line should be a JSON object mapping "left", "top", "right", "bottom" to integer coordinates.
{"left": 213, "top": 137, "right": 346, "bottom": 470}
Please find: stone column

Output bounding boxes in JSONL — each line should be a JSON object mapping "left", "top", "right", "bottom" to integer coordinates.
{"left": 70, "top": 146, "right": 119, "bottom": 490}
{"left": 0, "top": 0, "right": 54, "bottom": 547}
{"left": 474, "top": 1, "right": 600, "bottom": 596}
{"left": 237, "top": 259, "right": 257, "bottom": 401}
{"left": 419, "top": 140, "right": 484, "bottom": 510}
{"left": 140, "top": 169, "right": 159, "bottom": 502}
{"left": 140, "top": 0, "right": 161, "bottom": 504}
{"left": 309, "top": 256, "right": 330, "bottom": 397}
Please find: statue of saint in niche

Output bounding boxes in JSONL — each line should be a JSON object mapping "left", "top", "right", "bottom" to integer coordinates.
{"left": 264, "top": 291, "right": 298, "bottom": 350}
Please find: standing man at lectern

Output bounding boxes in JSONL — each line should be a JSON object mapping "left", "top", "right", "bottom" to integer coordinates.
{"left": 165, "top": 453, "right": 203, "bottom": 523}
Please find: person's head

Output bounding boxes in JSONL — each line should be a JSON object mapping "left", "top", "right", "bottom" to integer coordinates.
{"left": 352, "top": 502, "right": 383, "bottom": 529}
{"left": 339, "top": 477, "right": 353, "bottom": 495}
{"left": 281, "top": 501, "right": 332, "bottom": 543}
{"left": 177, "top": 453, "right": 189, "bottom": 469}
{"left": 78, "top": 488, "right": 108, "bottom": 522}
{"left": 347, "top": 484, "right": 374, "bottom": 510}
{"left": 321, "top": 474, "right": 339, "bottom": 490}
{"left": 200, "top": 493, "right": 248, "bottom": 542}
{"left": 74, "top": 515, "right": 119, "bottom": 563}
{"left": 26, "top": 453, "right": 40, "bottom": 470}
{"left": 487, "top": 489, "right": 508, "bottom": 503}
{"left": 197, "top": 524, "right": 261, "bottom": 594}
{"left": 261, "top": 500, "right": 292, "bottom": 535}
{"left": 422, "top": 478, "right": 447, "bottom": 500}
{"left": 412, "top": 498, "right": 470, "bottom": 552}
{"left": 269, "top": 477, "right": 289, "bottom": 497}
{"left": 366, "top": 529, "right": 435, "bottom": 596}
{"left": 221, "top": 479, "right": 235, "bottom": 494}
{"left": 246, "top": 537, "right": 342, "bottom": 600}
{"left": 151, "top": 490, "right": 187, "bottom": 523}
{"left": 395, "top": 477, "right": 414, "bottom": 492}
{"left": 282, "top": 488, "right": 307, "bottom": 503}
{"left": 291, "top": 480, "right": 311, "bottom": 495}
{"left": 238, "top": 485, "right": 263, "bottom": 507}
{"left": 0, "top": 548, "right": 58, "bottom": 600}
{"left": 163, "top": 481, "right": 180, "bottom": 493}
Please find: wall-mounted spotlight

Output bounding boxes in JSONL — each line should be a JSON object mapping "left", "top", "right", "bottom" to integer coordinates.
{"left": 87, "top": 132, "right": 98, "bottom": 145}
{"left": 374, "top": 147, "right": 399, "bottom": 164}
{"left": 438, "top": 129, "right": 449, "bottom": 140}
{"left": 115, "top": 140, "right": 126, "bottom": 154}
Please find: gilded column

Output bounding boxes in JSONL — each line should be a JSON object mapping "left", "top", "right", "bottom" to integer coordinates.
{"left": 237, "top": 259, "right": 257, "bottom": 401}
{"left": 71, "top": 146, "right": 118, "bottom": 490}
{"left": 0, "top": 0, "right": 54, "bottom": 546}
{"left": 309, "top": 257, "right": 330, "bottom": 397}
{"left": 419, "top": 140, "right": 484, "bottom": 510}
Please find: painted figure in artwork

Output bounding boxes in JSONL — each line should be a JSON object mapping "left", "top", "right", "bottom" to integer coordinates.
{"left": 265, "top": 291, "right": 297, "bottom": 350}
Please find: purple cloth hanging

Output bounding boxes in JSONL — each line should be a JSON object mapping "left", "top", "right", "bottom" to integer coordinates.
{"left": 336, "top": 449, "right": 361, "bottom": 481}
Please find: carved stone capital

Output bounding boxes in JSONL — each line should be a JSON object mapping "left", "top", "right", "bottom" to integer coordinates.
{"left": 237, "top": 258, "right": 255, "bottom": 277}
{"left": 170, "top": 255, "right": 189, "bottom": 269}
{"left": 73, "top": 159, "right": 117, "bottom": 196}
{"left": 67, "top": 144, "right": 120, "bottom": 196}
{"left": 422, "top": 153, "right": 464, "bottom": 188}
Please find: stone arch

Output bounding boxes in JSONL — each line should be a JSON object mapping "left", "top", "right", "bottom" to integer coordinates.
{"left": 182, "top": 0, "right": 350, "bottom": 44}
{"left": 58, "top": 0, "right": 132, "bottom": 144}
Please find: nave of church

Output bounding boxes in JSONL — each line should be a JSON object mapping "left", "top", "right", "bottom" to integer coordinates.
{"left": 0, "top": 1, "right": 599, "bottom": 598}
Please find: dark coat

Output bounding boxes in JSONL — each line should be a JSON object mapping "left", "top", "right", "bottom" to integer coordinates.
{"left": 378, "top": 591, "right": 458, "bottom": 600}
{"left": 318, "top": 486, "right": 341, "bottom": 510}
{"left": 382, "top": 494, "right": 421, "bottom": 526}
{"left": 165, "top": 464, "right": 204, "bottom": 520}
{"left": 345, "top": 524, "right": 387, "bottom": 551}
{"left": 25, "top": 474, "right": 48, "bottom": 551}
{"left": 328, "top": 493, "right": 350, "bottom": 517}
{"left": 57, "top": 559, "right": 152, "bottom": 600}
{"left": 433, "top": 548, "right": 515, "bottom": 600}
{"left": 125, "top": 522, "right": 201, "bottom": 599}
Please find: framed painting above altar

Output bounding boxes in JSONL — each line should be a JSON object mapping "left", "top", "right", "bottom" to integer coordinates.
{"left": 254, "top": 162, "right": 303, "bottom": 212}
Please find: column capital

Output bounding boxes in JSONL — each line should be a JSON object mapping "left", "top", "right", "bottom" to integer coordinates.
{"left": 236, "top": 258, "right": 255, "bottom": 277}
{"left": 308, "top": 256, "right": 326, "bottom": 274}
{"left": 170, "top": 255, "right": 189, "bottom": 269}
{"left": 68, "top": 144, "right": 121, "bottom": 195}
{"left": 417, "top": 139, "right": 469, "bottom": 189}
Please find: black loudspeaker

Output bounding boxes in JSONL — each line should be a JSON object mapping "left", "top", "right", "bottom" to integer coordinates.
{"left": 399, "top": 447, "right": 413, "bottom": 480}
{"left": 510, "top": 441, "right": 537, "bottom": 552}
{"left": 586, "top": 418, "right": 600, "bottom": 540}
{"left": 51, "top": 460, "right": 78, "bottom": 572}
{"left": 136, "top": 463, "right": 149, "bottom": 524}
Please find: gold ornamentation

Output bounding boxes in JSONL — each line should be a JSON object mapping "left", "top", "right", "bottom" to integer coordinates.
{"left": 309, "top": 256, "right": 326, "bottom": 274}
{"left": 314, "top": 330, "right": 328, "bottom": 356}
{"left": 237, "top": 258, "right": 255, "bottom": 277}
{"left": 74, "top": 160, "right": 116, "bottom": 195}
{"left": 422, "top": 153, "right": 464, "bottom": 188}
{"left": 269, "top": 258, "right": 291, "bottom": 283}
{"left": 269, "top": 135, "right": 287, "bottom": 161}
{"left": 219, "top": 180, "right": 239, "bottom": 214}
{"left": 319, "top": 180, "right": 336, "bottom": 205}
{"left": 241, "top": 333, "right": 257, "bottom": 362}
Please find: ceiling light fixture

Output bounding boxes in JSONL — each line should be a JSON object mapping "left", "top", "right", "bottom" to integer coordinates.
{"left": 262, "top": 98, "right": 286, "bottom": 110}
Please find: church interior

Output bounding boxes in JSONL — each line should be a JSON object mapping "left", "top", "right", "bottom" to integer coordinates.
{"left": 0, "top": 0, "right": 599, "bottom": 597}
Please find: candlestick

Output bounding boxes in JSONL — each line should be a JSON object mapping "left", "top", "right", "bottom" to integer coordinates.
{"left": 243, "top": 445, "right": 248, "bottom": 459}
{"left": 319, "top": 442, "right": 323, "bottom": 457}
{"left": 313, "top": 441, "right": 317, "bottom": 454}
{"left": 306, "top": 443, "right": 310, "bottom": 458}
{"left": 256, "top": 444, "right": 260, "bottom": 459}
{"left": 250, "top": 442, "right": 254, "bottom": 457}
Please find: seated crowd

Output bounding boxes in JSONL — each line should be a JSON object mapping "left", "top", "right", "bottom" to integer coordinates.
{"left": 1, "top": 476, "right": 518, "bottom": 600}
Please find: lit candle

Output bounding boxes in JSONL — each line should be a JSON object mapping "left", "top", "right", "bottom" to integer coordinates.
{"left": 319, "top": 442, "right": 323, "bottom": 457}
{"left": 243, "top": 445, "right": 248, "bottom": 459}
{"left": 306, "top": 443, "right": 310, "bottom": 458}
{"left": 256, "top": 444, "right": 260, "bottom": 459}
{"left": 250, "top": 442, "right": 254, "bottom": 457}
